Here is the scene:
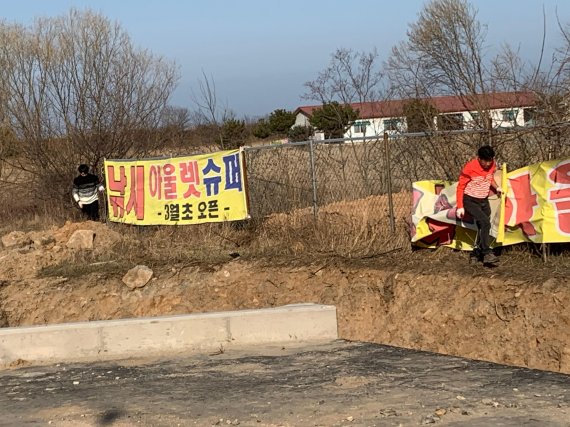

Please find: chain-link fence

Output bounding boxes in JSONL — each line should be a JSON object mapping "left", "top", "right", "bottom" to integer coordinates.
{"left": 243, "top": 124, "right": 570, "bottom": 255}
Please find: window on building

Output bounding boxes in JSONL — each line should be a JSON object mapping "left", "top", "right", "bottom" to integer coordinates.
{"left": 502, "top": 109, "right": 518, "bottom": 123}
{"left": 383, "top": 118, "right": 402, "bottom": 132}
{"left": 468, "top": 112, "right": 481, "bottom": 129}
{"left": 523, "top": 108, "right": 537, "bottom": 126}
{"left": 352, "top": 120, "right": 370, "bottom": 134}
{"left": 437, "top": 113, "right": 464, "bottom": 131}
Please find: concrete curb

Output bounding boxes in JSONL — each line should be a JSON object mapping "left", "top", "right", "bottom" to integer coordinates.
{"left": 0, "top": 304, "right": 337, "bottom": 365}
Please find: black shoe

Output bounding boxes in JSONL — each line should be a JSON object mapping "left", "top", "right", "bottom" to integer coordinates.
{"left": 469, "top": 249, "right": 481, "bottom": 264}
{"left": 483, "top": 253, "right": 499, "bottom": 264}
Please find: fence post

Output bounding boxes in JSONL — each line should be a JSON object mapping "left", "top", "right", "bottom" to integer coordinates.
{"left": 542, "top": 131, "right": 555, "bottom": 262}
{"left": 384, "top": 132, "right": 396, "bottom": 234}
{"left": 309, "top": 140, "right": 318, "bottom": 220}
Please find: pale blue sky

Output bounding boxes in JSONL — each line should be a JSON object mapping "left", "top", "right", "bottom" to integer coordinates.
{"left": 2, "top": 1, "right": 569, "bottom": 118}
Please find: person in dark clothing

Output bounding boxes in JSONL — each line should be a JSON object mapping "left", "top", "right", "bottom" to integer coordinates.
{"left": 72, "top": 164, "right": 105, "bottom": 221}
{"left": 456, "top": 145, "right": 502, "bottom": 264}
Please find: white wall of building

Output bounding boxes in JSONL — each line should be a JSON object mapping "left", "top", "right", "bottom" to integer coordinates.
{"left": 344, "top": 116, "right": 405, "bottom": 138}
{"left": 294, "top": 113, "right": 310, "bottom": 127}
{"left": 294, "top": 106, "right": 533, "bottom": 141}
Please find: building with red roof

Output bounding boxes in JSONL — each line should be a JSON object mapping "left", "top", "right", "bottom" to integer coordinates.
{"left": 293, "top": 92, "right": 537, "bottom": 139}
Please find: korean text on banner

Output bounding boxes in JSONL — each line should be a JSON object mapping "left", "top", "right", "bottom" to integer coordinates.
{"left": 104, "top": 149, "right": 249, "bottom": 225}
{"left": 503, "top": 157, "right": 570, "bottom": 244}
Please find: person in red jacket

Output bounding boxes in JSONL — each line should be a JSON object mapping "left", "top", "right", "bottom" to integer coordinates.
{"left": 456, "top": 145, "right": 501, "bottom": 264}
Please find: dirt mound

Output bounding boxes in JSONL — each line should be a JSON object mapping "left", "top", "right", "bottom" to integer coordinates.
{"left": 50, "top": 220, "right": 123, "bottom": 251}
{"left": 0, "top": 218, "right": 569, "bottom": 375}
{"left": 0, "top": 220, "right": 122, "bottom": 281}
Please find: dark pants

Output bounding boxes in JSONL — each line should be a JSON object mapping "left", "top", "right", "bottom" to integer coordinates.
{"left": 82, "top": 200, "right": 100, "bottom": 221}
{"left": 463, "top": 195, "right": 491, "bottom": 255}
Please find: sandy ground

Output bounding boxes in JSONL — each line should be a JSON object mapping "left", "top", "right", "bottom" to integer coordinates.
{"left": 0, "top": 219, "right": 569, "bottom": 375}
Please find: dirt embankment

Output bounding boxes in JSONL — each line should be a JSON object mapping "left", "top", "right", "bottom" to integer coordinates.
{"left": 0, "top": 221, "right": 569, "bottom": 374}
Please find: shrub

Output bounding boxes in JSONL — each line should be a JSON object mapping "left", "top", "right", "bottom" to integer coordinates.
{"left": 288, "top": 125, "right": 314, "bottom": 142}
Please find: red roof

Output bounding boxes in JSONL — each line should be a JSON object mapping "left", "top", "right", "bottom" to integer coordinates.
{"left": 295, "top": 92, "right": 537, "bottom": 119}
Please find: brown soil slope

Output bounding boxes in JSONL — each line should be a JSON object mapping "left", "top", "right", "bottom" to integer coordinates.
{"left": 0, "top": 219, "right": 569, "bottom": 375}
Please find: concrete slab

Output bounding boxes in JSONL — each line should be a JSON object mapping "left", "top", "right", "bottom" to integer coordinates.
{"left": 0, "top": 340, "right": 568, "bottom": 426}
{"left": 0, "top": 304, "right": 337, "bottom": 366}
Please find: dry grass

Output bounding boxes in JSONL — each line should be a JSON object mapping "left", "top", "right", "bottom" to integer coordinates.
{"left": 5, "top": 188, "right": 568, "bottom": 278}
{"left": 38, "top": 256, "right": 126, "bottom": 278}
{"left": 92, "top": 224, "right": 245, "bottom": 269}
{"left": 37, "top": 221, "right": 252, "bottom": 279}
{"left": 0, "top": 198, "right": 75, "bottom": 235}
{"left": 253, "top": 193, "right": 411, "bottom": 258}
{"left": 4, "top": 125, "right": 570, "bottom": 269}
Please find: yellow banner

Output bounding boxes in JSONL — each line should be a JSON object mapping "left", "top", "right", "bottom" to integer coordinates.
{"left": 104, "top": 150, "right": 249, "bottom": 225}
{"left": 503, "top": 157, "right": 570, "bottom": 244}
{"left": 411, "top": 157, "right": 570, "bottom": 248}
{"left": 410, "top": 177, "right": 502, "bottom": 250}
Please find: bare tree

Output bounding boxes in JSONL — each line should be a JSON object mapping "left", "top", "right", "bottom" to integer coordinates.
{"left": 303, "top": 48, "right": 387, "bottom": 104}
{"left": 534, "top": 18, "right": 570, "bottom": 124}
{"left": 0, "top": 9, "right": 179, "bottom": 201}
{"left": 303, "top": 48, "right": 390, "bottom": 196}
{"left": 510, "top": 15, "right": 570, "bottom": 161}
{"left": 385, "top": 0, "right": 503, "bottom": 178}
{"left": 189, "top": 70, "right": 237, "bottom": 148}
{"left": 386, "top": 0, "right": 534, "bottom": 129}
{"left": 160, "top": 106, "right": 190, "bottom": 130}
{"left": 303, "top": 47, "right": 388, "bottom": 138}
{"left": 387, "top": 0, "right": 488, "bottom": 99}
{"left": 190, "top": 71, "right": 234, "bottom": 125}
{"left": 156, "top": 105, "right": 191, "bottom": 150}
{"left": 553, "top": 19, "right": 570, "bottom": 88}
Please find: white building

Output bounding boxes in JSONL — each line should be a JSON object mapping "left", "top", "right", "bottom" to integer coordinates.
{"left": 293, "top": 92, "right": 537, "bottom": 140}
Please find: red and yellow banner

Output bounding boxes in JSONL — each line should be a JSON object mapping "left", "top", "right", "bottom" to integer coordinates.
{"left": 104, "top": 149, "right": 249, "bottom": 225}
{"left": 411, "top": 157, "right": 570, "bottom": 248}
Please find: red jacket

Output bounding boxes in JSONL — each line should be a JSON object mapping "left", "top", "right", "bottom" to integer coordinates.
{"left": 456, "top": 158, "right": 496, "bottom": 209}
